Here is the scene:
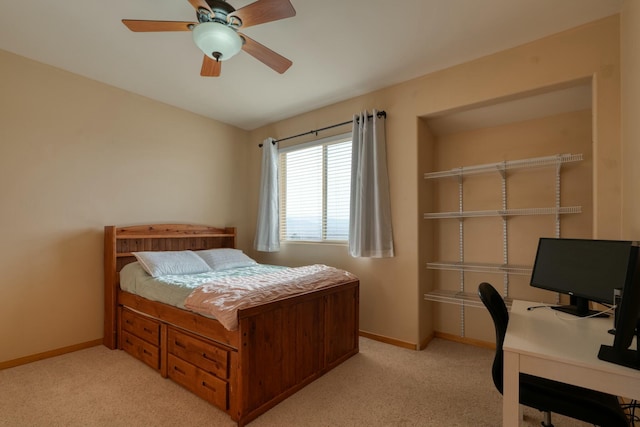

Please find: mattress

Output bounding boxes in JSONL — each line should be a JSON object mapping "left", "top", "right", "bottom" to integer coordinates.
{"left": 119, "top": 261, "right": 285, "bottom": 309}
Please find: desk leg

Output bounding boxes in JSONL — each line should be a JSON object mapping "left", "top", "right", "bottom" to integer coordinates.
{"left": 503, "top": 350, "right": 520, "bottom": 426}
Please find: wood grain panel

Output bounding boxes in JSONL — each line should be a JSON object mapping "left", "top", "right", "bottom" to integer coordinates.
{"left": 325, "top": 285, "right": 359, "bottom": 366}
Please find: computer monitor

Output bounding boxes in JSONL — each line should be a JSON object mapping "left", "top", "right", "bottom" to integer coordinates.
{"left": 530, "top": 238, "right": 635, "bottom": 317}
{"left": 598, "top": 246, "right": 640, "bottom": 370}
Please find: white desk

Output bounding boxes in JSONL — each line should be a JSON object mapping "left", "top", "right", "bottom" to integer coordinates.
{"left": 502, "top": 300, "right": 640, "bottom": 426}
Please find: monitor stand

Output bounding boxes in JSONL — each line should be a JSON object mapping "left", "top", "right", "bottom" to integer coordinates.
{"left": 551, "top": 296, "right": 609, "bottom": 318}
{"left": 598, "top": 319, "right": 640, "bottom": 371}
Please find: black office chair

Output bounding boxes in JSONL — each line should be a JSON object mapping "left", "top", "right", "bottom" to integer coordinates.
{"left": 478, "top": 282, "right": 629, "bottom": 427}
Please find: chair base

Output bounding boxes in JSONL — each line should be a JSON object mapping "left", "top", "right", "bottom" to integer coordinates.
{"left": 541, "top": 410, "right": 554, "bottom": 427}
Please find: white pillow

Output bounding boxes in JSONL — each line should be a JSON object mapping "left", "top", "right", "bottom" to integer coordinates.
{"left": 133, "top": 251, "right": 211, "bottom": 277}
{"left": 196, "top": 248, "right": 257, "bottom": 271}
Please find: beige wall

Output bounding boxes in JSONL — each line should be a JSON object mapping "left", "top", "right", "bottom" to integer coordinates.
{"left": 417, "top": 119, "right": 436, "bottom": 344}
{"left": 248, "top": 16, "right": 620, "bottom": 347}
{"left": 621, "top": 1, "right": 640, "bottom": 239}
{"left": 0, "top": 50, "right": 250, "bottom": 363}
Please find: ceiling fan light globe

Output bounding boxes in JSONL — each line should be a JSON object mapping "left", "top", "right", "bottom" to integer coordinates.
{"left": 192, "top": 22, "right": 242, "bottom": 61}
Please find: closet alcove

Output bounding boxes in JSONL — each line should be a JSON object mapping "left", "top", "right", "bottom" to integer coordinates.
{"left": 418, "top": 81, "right": 594, "bottom": 345}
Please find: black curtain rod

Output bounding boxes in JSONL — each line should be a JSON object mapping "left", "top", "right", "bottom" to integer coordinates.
{"left": 259, "top": 110, "right": 386, "bottom": 147}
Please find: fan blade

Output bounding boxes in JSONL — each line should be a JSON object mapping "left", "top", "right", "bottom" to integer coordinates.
{"left": 231, "top": 0, "right": 295, "bottom": 29}
{"left": 201, "top": 55, "right": 221, "bottom": 77}
{"left": 240, "top": 33, "right": 292, "bottom": 74}
{"left": 188, "top": 0, "right": 211, "bottom": 12}
{"left": 122, "top": 20, "right": 195, "bottom": 32}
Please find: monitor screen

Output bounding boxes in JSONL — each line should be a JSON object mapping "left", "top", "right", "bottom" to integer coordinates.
{"left": 530, "top": 238, "right": 634, "bottom": 317}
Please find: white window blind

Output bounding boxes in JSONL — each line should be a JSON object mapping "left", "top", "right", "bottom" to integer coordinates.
{"left": 279, "top": 134, "right": 352, "bottom": 242}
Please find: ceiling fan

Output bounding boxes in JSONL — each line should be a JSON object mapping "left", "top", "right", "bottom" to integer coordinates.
{"left": 122, "top": 0, "right": 296, "bottom": 77}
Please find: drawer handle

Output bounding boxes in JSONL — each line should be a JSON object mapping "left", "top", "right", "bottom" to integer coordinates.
{"left": 125, "top": 319, "right": 133, "bottom": 325}
{"left": 143, "top": 327, "right": 153, "bottom": 334}
{"left": 173, "top": 366, "right": 186, "bottom": 375}
{"left": 143, "top": 349, "right": 152, "bottom": 356}
{"left": 202, "top": 352, "right": 217, "bottom": 362}
{"left": 125, "top": 339, "right": 132, "bottom": 345}
{"left": 201, "top": 381, "right": 216, "bottom": 392}
{"left": 174, "top": 340, "right": 187, "bottom": 349}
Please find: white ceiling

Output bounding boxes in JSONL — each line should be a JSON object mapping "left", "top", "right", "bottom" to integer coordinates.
{"left": 0, "top": 0, "right": 622, "bottom": 131}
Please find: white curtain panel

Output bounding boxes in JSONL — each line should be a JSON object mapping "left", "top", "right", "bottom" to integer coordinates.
{"left": 349, "top": 110, "right": 394, "bottom": 258}
{"left": 254, "top": 137, "right": 280, "bottom": 252}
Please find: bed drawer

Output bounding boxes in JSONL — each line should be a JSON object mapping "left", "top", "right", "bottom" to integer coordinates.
{"left": 121, "top": 308, "right": 160, "bottom": 346}
{"left": 167, "top": 354, "right": 228, "bottom": 410}
{"left": 121, "top": 330, "right": 160, "bottom": 370}
{"left": 168, "top": 327, "right": 229, "bottom": 379}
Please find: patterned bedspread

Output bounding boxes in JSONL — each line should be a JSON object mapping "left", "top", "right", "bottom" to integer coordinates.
{"left": 183, "top": 264, "right": 358, "bottom": 330}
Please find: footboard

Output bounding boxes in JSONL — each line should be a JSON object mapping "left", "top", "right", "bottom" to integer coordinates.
{"left": 233, "top": 279, "right": 359, "bottom": 426}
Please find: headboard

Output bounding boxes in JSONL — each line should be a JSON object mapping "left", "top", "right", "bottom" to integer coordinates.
{"left": 103, "top": 224, "right": 237, "bottom": 349}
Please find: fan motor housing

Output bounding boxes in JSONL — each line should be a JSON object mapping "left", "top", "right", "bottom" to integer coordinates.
{"left": 207, "top": 0, "right": 235, "bottom": 16}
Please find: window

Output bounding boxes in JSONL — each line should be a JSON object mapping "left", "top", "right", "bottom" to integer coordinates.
{"left": 279, "top": 133, "right": 352, "bottom": 242}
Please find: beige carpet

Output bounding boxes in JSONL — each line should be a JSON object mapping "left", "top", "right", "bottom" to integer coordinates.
{"left": 0, "top": 337, "right": 594, "bottom": 426}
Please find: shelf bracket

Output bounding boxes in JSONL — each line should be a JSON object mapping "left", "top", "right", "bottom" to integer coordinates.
{"left": 500, "top": 161, "right": 509, "bottom": 298}
{"left": 458, "top": 171, "right": 465, "bottom": 337}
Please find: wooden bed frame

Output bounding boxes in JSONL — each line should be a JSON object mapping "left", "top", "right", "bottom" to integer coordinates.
{"left": 104, "top": 224, "right": 359, "bottom": 426}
